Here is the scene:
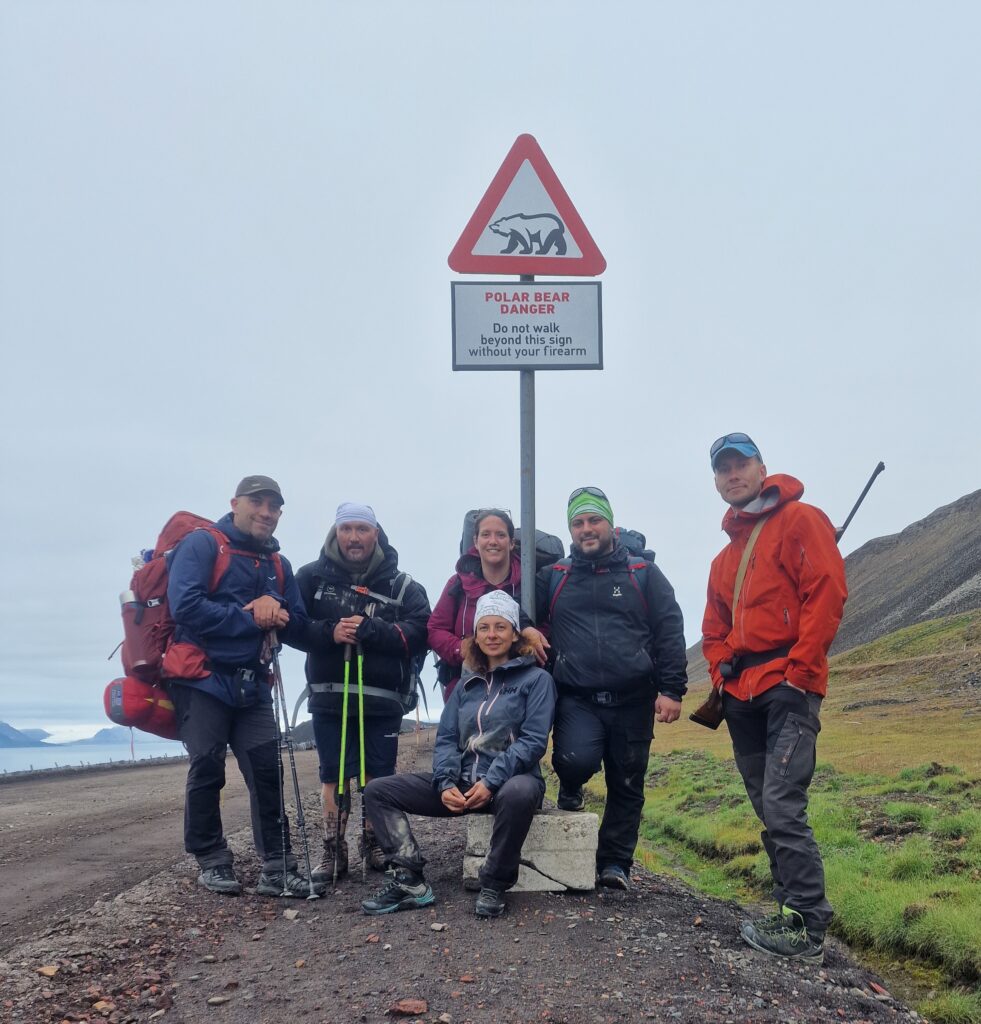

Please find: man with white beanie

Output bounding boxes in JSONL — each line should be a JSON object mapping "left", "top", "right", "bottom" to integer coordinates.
{"left": 292, "top": 502, "right": 431, "bottom": 883}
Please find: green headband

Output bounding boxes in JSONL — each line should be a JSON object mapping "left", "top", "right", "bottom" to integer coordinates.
{"left": 567, "top": 492, "right": 614, "bottom": 527}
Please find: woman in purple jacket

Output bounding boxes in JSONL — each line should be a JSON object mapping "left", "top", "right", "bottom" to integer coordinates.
{"left": 428, "top": 509, "right": 544, "bottom": 699}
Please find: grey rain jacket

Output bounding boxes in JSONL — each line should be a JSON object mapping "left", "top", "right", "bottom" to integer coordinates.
{"left": 432, "top": 654, "right": 556, "bottom": 794}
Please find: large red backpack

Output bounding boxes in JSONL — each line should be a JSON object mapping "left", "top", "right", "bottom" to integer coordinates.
{"left": 105, "top": 511, "right": 284, "bottom": 739}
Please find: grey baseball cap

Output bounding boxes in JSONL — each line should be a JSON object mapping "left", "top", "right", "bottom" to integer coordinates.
{"left": 234, "top": 475, "right": 284, "bottom": 501}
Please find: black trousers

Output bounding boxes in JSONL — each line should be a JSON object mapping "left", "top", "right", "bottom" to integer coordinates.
{"left": 551, "top": 693, "right": 655, "bottom": 874}
{"left": 724, "top": 683, "right": 832, "bottom": 933}
{"left": 170, "top": 685, "right": 296, "bottom": 873}
{"left": 364, "top": 772, "right": 544, "bottom": 891}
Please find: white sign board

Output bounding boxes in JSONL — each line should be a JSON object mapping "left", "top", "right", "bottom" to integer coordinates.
{"left": 452, "top": 281, "right": 602, "bottom": 371}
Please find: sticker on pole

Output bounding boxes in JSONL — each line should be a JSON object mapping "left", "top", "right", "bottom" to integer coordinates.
{"left": 448, "top": 134, "right": 606, "bottom": 277}
{"left": 452, "top": 281, "right": 602, "bottom": 371}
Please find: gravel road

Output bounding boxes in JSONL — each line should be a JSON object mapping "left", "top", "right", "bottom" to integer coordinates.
{"left": 0, "top": 731, "right": 926, "bottom": 1024}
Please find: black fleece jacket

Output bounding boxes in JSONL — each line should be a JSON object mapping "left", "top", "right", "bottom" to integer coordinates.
{"left": 290, "top": 528, "right": 431, "bottom": 716}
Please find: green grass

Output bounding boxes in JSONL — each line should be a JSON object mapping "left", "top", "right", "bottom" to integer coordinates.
{"left": 634, "top": 748, "right": 981, "bottom": 1022}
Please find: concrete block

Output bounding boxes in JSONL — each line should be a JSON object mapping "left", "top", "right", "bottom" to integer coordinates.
{"left": 463, "top": 809, "right": 598, "bottom": 892}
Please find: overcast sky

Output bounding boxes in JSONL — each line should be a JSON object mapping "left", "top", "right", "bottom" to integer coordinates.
{"left": 2, "top": 2, "right": 978, "bottom": 738}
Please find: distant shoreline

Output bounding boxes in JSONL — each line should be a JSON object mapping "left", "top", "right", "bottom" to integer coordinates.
{"left": 0, "top": 752, "right": 189, "bottom": 785}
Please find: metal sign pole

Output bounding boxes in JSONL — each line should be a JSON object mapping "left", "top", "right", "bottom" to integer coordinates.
{"left": 519, "top": 274, "right": 536, "bottom": 621}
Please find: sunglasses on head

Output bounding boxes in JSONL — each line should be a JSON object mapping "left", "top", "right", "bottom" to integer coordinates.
{"left": 568, "top": 486, "right": 608, "bottom": 502}
{"left": 709, "top": 433, "right": 757, "bottom": 458}
{"left": 474, "top": 507, "right": 512, "bottom": 520}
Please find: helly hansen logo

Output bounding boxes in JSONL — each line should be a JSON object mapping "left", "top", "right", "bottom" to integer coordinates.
{"left": 499, "top": 686, "right": 519, "bottom": 695}
{"left": 612, "top": 585, "right": 622, "bottom": 598}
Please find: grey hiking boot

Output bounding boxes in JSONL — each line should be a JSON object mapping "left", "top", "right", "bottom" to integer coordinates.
{"left": 358, "top": 829, "right": 387, "bottom": 872}
{"left": 475, "top": 887, "right": 506, "bottom": 918}
{"left": 197, "top": 864, "right": 241, "bottom": 896}
{"left": 256, "top": 867, "right": 319, "bottom": 898}
{"left": 598, "top": 864, "right": 630, "bottom": 890}
{"left": 311, "top": 837, "right": 348, "bottom": 884}
{"left": 741, "top": 908, "right": 787, "bottom": 935}
{"left": 557, "top": 784, "right": 584, "bottom": 811}
{"left": 361, "top": 869, "right": 435, "bottom": 916}
{"left": 741, "top": 907, "right": 825, "bottom": 964}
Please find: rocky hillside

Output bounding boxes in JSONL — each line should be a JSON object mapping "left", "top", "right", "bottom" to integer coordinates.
{"left": 831, "top": 488, "right": 981, "bottom": 653}
{"left": 0, "top": 722, "right": 44, "bottom": 748}
{"left": 684, "top": 488, "right": 981, "bottom": 679}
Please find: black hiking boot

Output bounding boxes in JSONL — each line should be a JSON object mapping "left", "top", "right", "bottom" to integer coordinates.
{"left": 311, "top": 837, "right": 348, "bottom": 884}
{"left": 475, "top": 887, "right": 506, "bottom": 918}
{"left": 256, "top": 867, "right": 320, "bottom": 898}
{"left": 197, "top": 864, "right": 241, "bottom": 896}
{"left": 557, "top": 784, "right": 584, "bottom": 811}
{"left": 361, "top": 869, "right": 435, "bottom": 916}
{"left": 740, "top": 907, "right": 825, "bottom": 964}
{"left": 358, "top": 829, "right": 387, "bottom": 872}
{"left": 598, "top": 864, "right": 630, "bottom": 890}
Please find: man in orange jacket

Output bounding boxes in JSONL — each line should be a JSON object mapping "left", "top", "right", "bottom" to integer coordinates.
{"left": 702, "top": 433, "right": 847, "bottom": 964}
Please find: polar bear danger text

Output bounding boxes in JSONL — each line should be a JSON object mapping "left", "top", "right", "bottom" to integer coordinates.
{"left": 485, "top": 290, "right": 571, "bottom": 315}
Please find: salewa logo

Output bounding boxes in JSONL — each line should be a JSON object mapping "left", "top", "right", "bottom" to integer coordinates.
{"left": 612, "top": 586, "right": 622, "bottom": 597}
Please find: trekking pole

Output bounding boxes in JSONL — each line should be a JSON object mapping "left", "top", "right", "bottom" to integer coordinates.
{"left": 836, "top": 461, "right": 885, "bottom": 542}
{"left": 356, "top": 606, "right": 374, "bottom": 883}
{"left": 269, "top": 645, "right": 291, "bottom": 896}
{"left": 269, "top": 632, "right": 320, "bottom": 900}
{"left": 334, "top": 643, "right": 353, "bottom": 889}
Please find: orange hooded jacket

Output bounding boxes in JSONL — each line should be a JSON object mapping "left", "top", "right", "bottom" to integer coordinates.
{"left": 702, "top": 474, "right": 847, "bottom": 701}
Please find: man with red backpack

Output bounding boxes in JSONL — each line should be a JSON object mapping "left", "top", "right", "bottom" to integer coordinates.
{"left": 163, "top": 475, "right": 314, "bottom": 897}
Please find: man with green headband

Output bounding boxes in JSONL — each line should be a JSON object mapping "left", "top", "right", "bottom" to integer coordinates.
{"left": 536, "top": 486, "right": 688, "bottom": 890}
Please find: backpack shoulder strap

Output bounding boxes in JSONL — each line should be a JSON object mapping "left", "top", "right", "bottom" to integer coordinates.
{"left": 547, "top": 559, "right": 573, "bottom": 616}
{"left": 732, "top": 514, "right": 771, "bottom": 615}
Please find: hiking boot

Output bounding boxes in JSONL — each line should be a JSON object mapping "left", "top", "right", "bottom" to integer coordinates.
{"left": 598, "top": 864, "right": 630, "bottom": 890}
{"left": 475, "top": 887, "right": 506, "bottom": 918}
{"left": 361, "top": 869, "right": 435, "bottom": 916}
{"left": 311, "top": 837, "right": 348, "bottom": 884}
{"left": 557, "top": 784, "right": 585, "bottom": 811}
{"left": 197, "top": 864, "right": 241, "bottom": 896}
{"left": 256, "top": 867, "right": 320, "bottom": 898}
{"left": 740, "top": 907, "right": 825, "bottom": 964}
{"left": 358, "top": 829, "right": 387, "bottom": 872}
{"left": 741, "top": 908, "right": 787, "bottom": 935}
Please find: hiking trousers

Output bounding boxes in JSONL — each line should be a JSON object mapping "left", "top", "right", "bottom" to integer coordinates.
{"left": 551, "top": 692, "right": 655, "bottom": 874}
{"left": 170, "top": 684, "right": 296, "bottom": 873}
{"left": 724, "top": 682, "right": 832, "bottom": 933}
{"left": 364, "top": 771, "right": 544, "bottom": 891}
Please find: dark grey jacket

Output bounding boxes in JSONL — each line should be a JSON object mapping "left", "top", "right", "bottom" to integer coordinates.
{"left": 432, "top": 655, "right": 556, "bottom": 794}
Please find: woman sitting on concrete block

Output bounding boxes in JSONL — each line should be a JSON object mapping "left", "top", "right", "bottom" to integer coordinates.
{"left": 362, "top": 591, "right": 557, "bottom": 918}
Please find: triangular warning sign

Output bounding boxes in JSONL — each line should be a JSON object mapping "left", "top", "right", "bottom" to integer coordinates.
{"left": 448, "top": 134, "right": 606, "bottom": 276}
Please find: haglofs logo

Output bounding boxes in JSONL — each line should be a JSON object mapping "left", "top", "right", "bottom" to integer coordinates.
{"left": 612, "top": 585, "right": 622, "bottom": 598}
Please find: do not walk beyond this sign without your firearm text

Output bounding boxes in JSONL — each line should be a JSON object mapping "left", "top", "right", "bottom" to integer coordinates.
{"left": 452, "top": 281, "right": 602, "bottom": 370}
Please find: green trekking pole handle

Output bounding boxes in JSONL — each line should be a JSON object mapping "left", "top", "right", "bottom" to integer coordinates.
{"left": 334, "top": 644, "right": 353, "bottom": 888}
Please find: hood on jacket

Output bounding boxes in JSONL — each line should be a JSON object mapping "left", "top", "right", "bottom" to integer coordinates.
{"left": 721, "top": 474, "right": 804, "bottom": 538}
{"left": 454, "top": 547, "right": 522, "bottom": 598}
{"left": 319, "top": 524, "right": 399, "bottom": 582}
{"left": 214, "top": 511, "right": 282, "bottom": 554}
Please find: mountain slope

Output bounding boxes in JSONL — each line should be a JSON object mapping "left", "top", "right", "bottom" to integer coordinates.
{"left": 831, "top": 488, "right": 981, "bottom": 653}
{"left": 0, "top": 722, "right": 45, "bottom": 748}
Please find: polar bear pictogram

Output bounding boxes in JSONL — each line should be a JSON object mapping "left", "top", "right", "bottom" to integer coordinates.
{"left": 488, "top": 213, "right": 568, "bottom": 256}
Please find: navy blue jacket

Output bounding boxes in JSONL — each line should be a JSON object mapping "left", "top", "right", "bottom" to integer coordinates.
{"left": 432, "top": 655, "right": 556, "bottom": 794}
{"left": 166, "top": 513, "right": 305, "bottom": 706}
